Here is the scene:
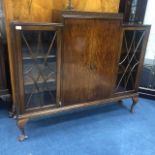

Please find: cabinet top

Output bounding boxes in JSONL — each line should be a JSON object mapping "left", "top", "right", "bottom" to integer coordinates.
{"left": 52, "top": 10, "right": 123, "bottom": 22}
{"left": 62, "top": 11, "right": 123, "bottom": 20}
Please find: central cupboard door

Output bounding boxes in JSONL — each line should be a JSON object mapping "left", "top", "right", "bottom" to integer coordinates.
{"left": 61, "top": 16, "right": 123, "bottom": 106}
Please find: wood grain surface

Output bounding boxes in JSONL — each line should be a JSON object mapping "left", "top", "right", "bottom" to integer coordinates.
{"left": 61, "top": 16, "right": 122, "bottom": 105}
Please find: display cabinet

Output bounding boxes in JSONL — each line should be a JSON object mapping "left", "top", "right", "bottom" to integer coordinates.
{"left": 11, "top": 12, "right": 150, "bottom": 141}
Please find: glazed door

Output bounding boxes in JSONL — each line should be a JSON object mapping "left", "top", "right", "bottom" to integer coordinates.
{"left": 13, "top": 23, "right": 62, "bottom": 114}
{"left": 115, "top": 26, "right": 150, "bottom": 95}
{"left": 61, "top": 17, "right": 122, "bottom": 106}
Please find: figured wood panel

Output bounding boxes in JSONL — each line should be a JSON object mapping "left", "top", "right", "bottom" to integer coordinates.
{"left": 12, "top": 0, "right": 53, "bottom": 22}
{"left": 53, "top": 0, "right": 120, "bottom": 13}
{"left": 9, "top": 0, "right": 120, "bottom": 23}
{"left": 61, "top": 18, "right": 122, "bottom": 105}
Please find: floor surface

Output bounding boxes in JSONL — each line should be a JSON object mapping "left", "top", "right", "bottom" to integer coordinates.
{"left": 0, "top": 98, "right": 155, "bottom": 155}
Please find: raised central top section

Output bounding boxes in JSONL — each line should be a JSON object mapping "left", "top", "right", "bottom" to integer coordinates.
{"left": 52, "top": 10, "right": 123, "bottom": 23}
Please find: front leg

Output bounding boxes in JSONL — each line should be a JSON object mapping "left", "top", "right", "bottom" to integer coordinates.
{"left": 17, "top": 118, "right": 29, "bottom": 142}
{"left": 130, "top": 96, "right": 139, "bottom": 113}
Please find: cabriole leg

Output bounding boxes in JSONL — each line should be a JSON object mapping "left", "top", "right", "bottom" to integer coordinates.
{"left": 130, "top": 96, "right": 139, "bottom": 113}
{"left": 17, "top": 118, "right": 29, "bottom": 142}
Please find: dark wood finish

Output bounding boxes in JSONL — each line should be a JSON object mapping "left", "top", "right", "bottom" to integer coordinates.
{"left": 136, "top": 0, "right": 148, "bottom": 23}
{"left": 10, "top": 12, "right": 150, "bottom": 141}
{"left": 11, "top": 23, "right": 63, "bottom": 115}
{"left": 131, "top": 96, "right": 138, "bottom": 113}
{"left": 60, "top": 12, "right": 123, "bottom": 105}
{"left": 16, "top": 92, "right": 139, "bottom": 141}
{"left": 18, "top": 93, "right": 138, "bottom": 120}
{"left": 0, "top": 40, "right": 11, "bottom": 98}
{"left": 0, "top": 0, "right": 11, "bottom": 99}
{"left": 119, "top": 0, "right": 132, "bottom": 22}
{"left": 17, "top": 118, "right": 28, "bottom": 141}
{"left": 119, "top": 0, "right": 148, "bottom": 23}
{"left": 0, "top": 37, "right": 7, "bottom": 96}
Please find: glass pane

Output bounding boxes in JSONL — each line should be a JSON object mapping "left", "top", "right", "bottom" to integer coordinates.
{"left": 116, "top": 29, "right": 145, "bottom": 92}
{"left": 21, "top": 30, "right": 57, "bottom": 109}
